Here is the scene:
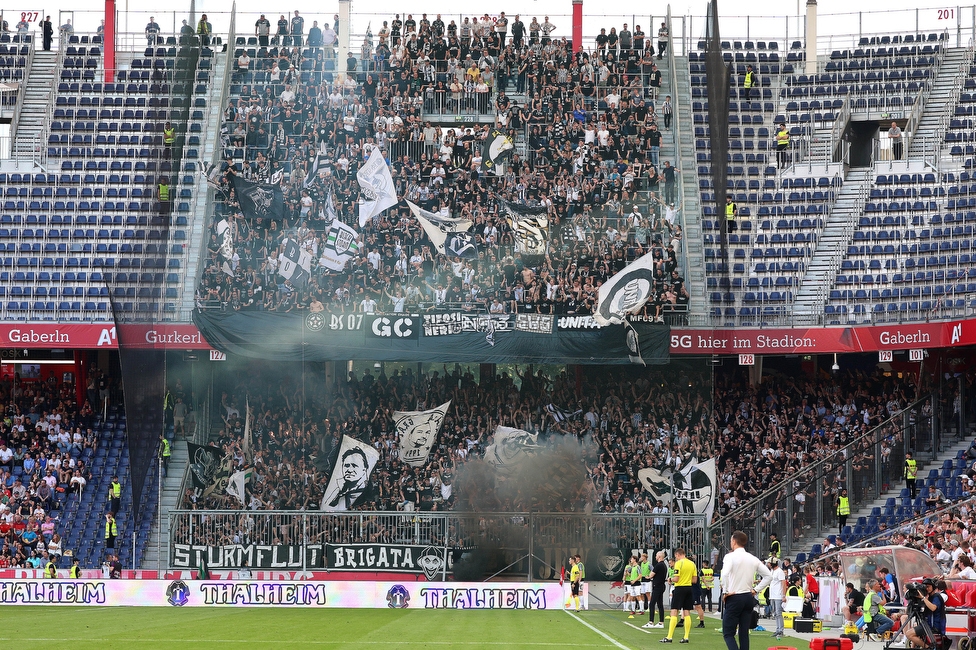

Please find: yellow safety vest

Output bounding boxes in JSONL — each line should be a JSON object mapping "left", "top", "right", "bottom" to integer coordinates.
{"left": 109, "top": 481, "right": 122, "bottom": 498}
{"left": 837, "top": 496, "right": 850, "bottom": 516}
{"left": 905, "top": 459, "right": 917, "bottom": 479}
{"left": 161, "top": 438, "right": 171, "bottom": 457}
{"left": 70, "top": 565, "right": 82, "bottom": 578}
{"left": 726, "top": 202, "right": 737, "bottom": 220}
{"left": 44, "top": 561, "right": 57, "bottom": 578}
{"left": 776, "top": 130, "right": 790, "bottom": 146}
{"left": 158, "top": 184, "right": 170, "bottom": 201}
{"left": 701, "top": 567, "right": 714, "bottom": 589}
{"left": 787, "top": 585, "right": 804, "bottom": 598}
{"left": 105, "top": 519, "right": 118, "bottom": 538}
{"left": 163, "top": 127, "right": 175, "bottom": 145}
{"left": 744, "top": 71, "right": 756, "bottom": 88}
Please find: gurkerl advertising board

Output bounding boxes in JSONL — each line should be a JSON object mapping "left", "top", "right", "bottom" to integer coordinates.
{"left": 0, "top": 580, "right": 582, "bottom": 609}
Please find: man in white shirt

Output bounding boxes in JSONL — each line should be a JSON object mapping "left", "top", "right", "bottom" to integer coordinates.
{"left": 768, "top": 558, "right": 787, "bottom": 639}
{"left": 721, "top": 531, "right": 772, "bottom": 650}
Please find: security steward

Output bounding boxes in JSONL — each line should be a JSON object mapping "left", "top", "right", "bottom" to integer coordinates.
{"left": 108, "top": 475, "right": 122, "bottom": 515}
{"left": 157, "top": 176, "right": 171, "bottom": 217}
{"left": 70, "top": 558, "right": 83, "bottom": 578}
{"left": 725, "top": 196, "right": 738, "bottom": 232}
{"left": 836, "top": 487, "right": 851, "bottom": 533}
{"left": 162, "top": 121, "right": 175, "bottom": 159}
{"left": 160, "top": 434, "right": 171, "bottom": 475}
{"left": 743, "top": 64, "right": 757, "bottom": 97}
{"left": 701, "top": 560, "right": 715, "bottom": 612}
{"left": 905, "top": 451, "right": 918, "bottom": 499}
{"left": 105, "top": 511, "right": 118, "bottom": 551}
{"left": 44, "top": 556, "right": 58, "bottom": 578}
{"left": 769, "top": 532, "right": 781, "bottom": 559}
{"left": 776, "top": 123, "right": 791, "bottom": 168}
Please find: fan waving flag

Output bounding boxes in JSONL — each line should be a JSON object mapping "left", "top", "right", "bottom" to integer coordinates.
{"left": 499, "top": 200, "right": 549, "bottom": 257}
{"left": 546, "top": 404, "right": 582, "bottom": 423}
{"left": 393, "top": 401, "right": 450, "bottom": 467}
{"left": 230, "top": 174, "right": 285, "bottom": 221}
{"left": 278, "top": 239, "right": 313, "bottom": 288}
{"left": 482, "top": 128, "right": 514, "bottom": 173}
{"left": 320, "top": 219, "right": 361, "bottom": 271}
{"left": 320, "top": 435, "right": 380, "bottom": 511}
{"left": 593, "top": 250, "right": 657, "bottom": 326}
{"left": 357, "top": 147, "right": 398, "bottom": 226}
{"left": 407, "top": 201, "right": 478, "bottom": 259}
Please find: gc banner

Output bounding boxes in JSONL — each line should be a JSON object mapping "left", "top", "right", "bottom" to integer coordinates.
{"left": 0, "top": 580, "right": 575, "bottom": 609}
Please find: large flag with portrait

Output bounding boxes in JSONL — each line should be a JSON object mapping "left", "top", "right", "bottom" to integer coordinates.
{"left": 593, "top": 251, "right": 657, "bottom": 326}
{"left": 215, "top": 219, "right": 235, "bottom": 276}
{"left": 320, "top": 435, "right": 381, "bottom": 511}
{"left": 484, "top": 426, "right": 539, "bottom": 475}
{"left": 230, "top": 174, "right": 285, "bottom": 221}
{"left": 357, "top": 147, "right": 398, "bottom": 226}
{"left": 407, "top": 201, "right": 478, "bottom": 260}
{"left": 482, "top": 127, "right": 514, "bottom": 173}
{"left": 499, "top": 200, "right": 549, "bottom": 257}
{"left": 393, "top": 401, "right": 450, "bottom": 467}
{"left": 638, "top": 456, "right": 717, "bottom": 524}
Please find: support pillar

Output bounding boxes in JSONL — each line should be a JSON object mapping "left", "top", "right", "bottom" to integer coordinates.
{"left": 337, "top": 0, "right": 351, "bottom": 82}
{"left": 572, "top": 0, "right": 583, "bottom": 54}
{"left": 104, "top": 0, "right": 116, "bottom": 82}
{"left": 805, "top": 0, "right": 818, "bottom": 75}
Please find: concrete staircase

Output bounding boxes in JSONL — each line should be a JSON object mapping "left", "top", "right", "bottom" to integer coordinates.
{"left": 908, "top": 47, "right": 972, "bottom": 161}
{"left": 11, "top": 50, "right": 58, "bottom": 161}
{"left": 670, "top": 54, "right": 707, "bottom": 314}
{"left": 141, "top": 440, "right": 189, "bottom": 571}
{"left": 792, "top": 168, "right": 873, "bottom": 320}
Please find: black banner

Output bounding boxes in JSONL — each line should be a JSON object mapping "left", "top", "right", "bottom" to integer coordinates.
{"left": 230, "top": 174, "right": 285, "bottom": 221}
{"left": 187, "top": 442, "right": 226, "bottom": 491}
{"left": 327, "top": 543, "right": 452, "bottom": 578}
{"left": 193, "top": 309, "right": 670, "bottom": 364}
{"left": 172, "top": 543, "right": 324, "bottom": 569}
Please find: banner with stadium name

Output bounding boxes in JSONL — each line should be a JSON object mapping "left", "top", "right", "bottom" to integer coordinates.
{"left": 192, "top": 309, "right": 669, "bottom": 365}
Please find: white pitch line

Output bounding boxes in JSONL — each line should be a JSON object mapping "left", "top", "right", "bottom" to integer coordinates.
{"left": 564, "top": 609, "right": 633, "bottom": 650}
{"left": 0, "top": 641, "right": 613, "bottom": 647}
{"left": 622, "top": 620, "right": 654, "bottom": 634}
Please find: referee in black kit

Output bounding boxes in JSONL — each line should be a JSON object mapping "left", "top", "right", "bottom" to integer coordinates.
{"left": 720, "top": 531, "right": 772, "bottom": 650}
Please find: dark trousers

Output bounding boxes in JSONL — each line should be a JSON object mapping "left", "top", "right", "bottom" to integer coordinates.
{"left": 664, "top": 112, "right": 672, "bottom": 129}
{"left": 892, "top": 140, "right": 903, "bottom": 160}
{"left": 110, "top": 496, "right": 120, "bottom": 515}
{"left": 658, "top": 41, "right": 668, "bottom": 58}
{"left": 722, "top": 593, "right": 756, "bottom": 650}
{"left": 777, "top": 144, "right": 789, "bottom": 167}
{"left": 907, "top": 478, "right": 917, "bottom": 499}
{"left": 650, "top": 588, "right": 666, "bottom": 623}
{"left": 839, "top": 514, "right": 848, "bottom": 531}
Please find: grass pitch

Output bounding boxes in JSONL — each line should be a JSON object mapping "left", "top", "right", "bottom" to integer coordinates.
{"left": 0, "top": 608, "right": 759, "bottom": 650}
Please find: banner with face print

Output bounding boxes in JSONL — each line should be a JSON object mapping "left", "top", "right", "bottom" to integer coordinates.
{"left": 393, "top": 401, "right": 450, "bottom": 467}
{"left": 638, "top": 457, "right": 716, "bottom": 524}
{"left": 320, "top": 435, "right": 381, "bottom": 511}
{"left": 484, "top": 426, "right": 539, "bottom": 475}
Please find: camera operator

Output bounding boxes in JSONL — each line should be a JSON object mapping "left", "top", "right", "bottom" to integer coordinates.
{"left": 900, "top": 578, "right": 946, "bottom": 649}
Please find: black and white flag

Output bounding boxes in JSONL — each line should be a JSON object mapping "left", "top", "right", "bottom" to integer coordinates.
{"left": 304, "top": 153, "right": 322, "bottom": 189}
{"left": 357, "top": 147, "right": 398, "bottom": 226}
{"left": 500, "top": 200, "right": 549, "bottom": 257}
{"left": 482, "top": 127, "right": 514, "bottom": 173}
{"left": 320, "top": 219, "right": 361, "bottom": 271}
{"left": 215, "top": 219, "right": 235, "bottom": 277}
{"left": 187, "top": 443, "right": 225, "bottom": 491}
{"left": 546, "top": 404, "right": 582, "bottom": 423}
{"left": 320, "top": 435, "right": 381, "bottom": 511}
{"left": 624, "top": 320, "right": 671, "bottom": 366}
{"left": 638, "top": 457, "right": 716, "bottom": 524}
{"left": 593, "top": 250, "right": 656, "bottom": 326}
{"left": 393, "top": 401, "right": 450, "bottom": 467}
{"left": 484, "top": 426, "right": 538, "bottom": 475}
{"left": 278, "top": 238, "right": 313, "bottom": 288}
{"left": 231, "top": 174, "right": 285, "bottom": 221}
{"left": 407, "top": 201, "right": 478, "bottom": 259}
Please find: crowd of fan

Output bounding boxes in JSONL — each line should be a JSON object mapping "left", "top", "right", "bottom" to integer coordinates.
{"left": 713, "top": 371, "right": 923, "bottom": 530}
{"left": 0, "top": 372, "right": 104, "bottom": 569}
{"left": 196, "top": 12, "right": 687, "bottom": 319}
{"left": 181, "top": 362, "right": 712, "bottom": 515}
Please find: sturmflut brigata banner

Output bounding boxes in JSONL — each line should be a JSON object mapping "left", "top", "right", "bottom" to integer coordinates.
{"left": 0, "top": 580, "right": 577, "bottom": 609}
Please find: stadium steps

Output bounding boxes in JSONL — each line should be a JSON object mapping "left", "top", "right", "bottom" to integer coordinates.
{"left": 909, "top": 47, "right": 972, "bottom": 162}
{"left": 672, "top": 55, "right": 706, "bottom": 312}
{"left": 791, "top": 429, "right": 976, "bottom": 558}
{"left": 11, "top": 49, "right": 59, "bottom": 160}
{"left": 180, "top": 55, "right": 228, "bottom": 318}
{"left": 791, "top": 168, "right": 873, "bottom": 320}
{"left": 141, "top": 440, "right": 189, "bottom": 570}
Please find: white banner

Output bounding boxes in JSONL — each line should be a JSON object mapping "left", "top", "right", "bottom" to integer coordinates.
{"left": 320, "top": 435, "right": 380, "bottom": 511}
{"left": 484, "top": 426, "right": 538, "bottom": 475}
{"left": 0, "top": 580, "right": 571, "bottom": 609}
{"left": 594, "top": 250, "right": 657, "bottom": 326}
{"left": 357, "top": 147, "right": 398, "bottom": 226}
{"left": 225, "top": 469, "right": 252, "bottom": 506}
{"left": 320, "top": 220, "right": 361, "bottom": 271}
{"left": 638, "top": 457, "right": 717, "bottom": 523}
{"left": 393, "top": 401, "right": 450, "bottom": 467}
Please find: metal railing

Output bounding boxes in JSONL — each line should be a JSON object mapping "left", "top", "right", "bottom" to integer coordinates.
{"left": 933, "top": 37, "right": 976, "bottom": 169}
{"left": 665, "top": 7, "right": 694, "bottom": 294}
{"left": 168, "top": 509, "right": 709, "bottom": 576}
{"left": 712, "top": 392, "right": 938, "bottom": 559}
